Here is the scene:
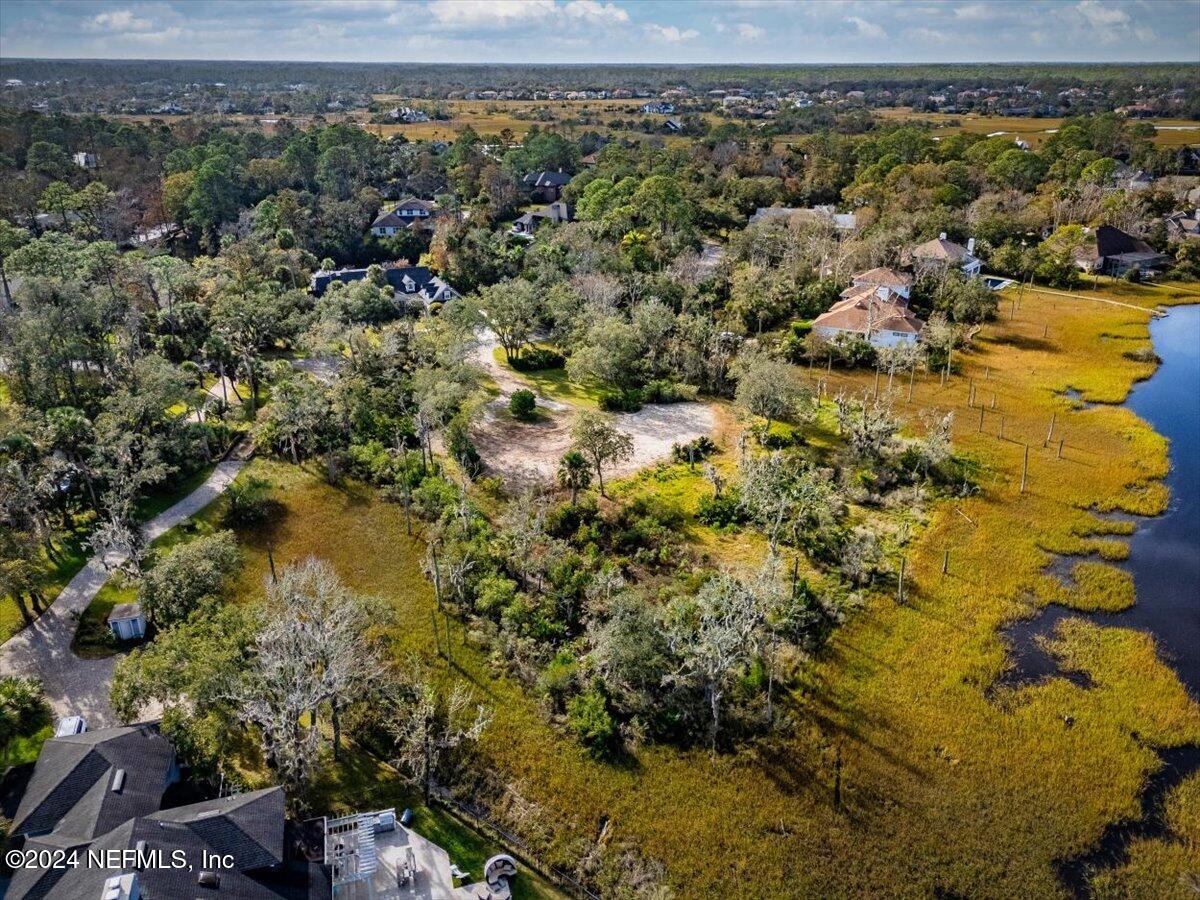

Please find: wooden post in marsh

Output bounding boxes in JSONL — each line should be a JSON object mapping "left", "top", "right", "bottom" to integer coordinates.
{"left": 908, "top": 366, "right": 916, "bottom": 401}
{"left": 1020, "top": 444, "right": 1030, "bottom": 494}
{"left": 999, "top": 416, "right": 1005, "bottom": 440}
{"left": 942, "top": 549, "right": 950, "bottom": 575}
{"left": 827, "top": 353, "right": 833, "bottom": 373}
{"left": 1057, "top": 438, "right": 1064, "bottom": 459}
{"left": 1043, "top": 323, "right": 1049, "bottom": 339}
{"left": 873, "top": 367, "right": 881, "bottom": 400}
{"left": 977, "top": 405, "right": 985, "bottom": 432}
{"left": 833, "top": 743, "right": 843, "bottom": 812}
{"left": 896, "top": 556, "right": 906, "bottom": 604}
{"left": 984, "top": 366, "right": 990, "bottom": 381}
{"left": 266, "top": 541, "right": 277, "bottom": 584}
{"left": 991, "top": 393, "right": 997, "bottom": 410}
{"left": 967, "top": 380, "right": 973, "bottom": 407}
{"left": 1044, "top": 411, "right": 1057, "bottom": 448}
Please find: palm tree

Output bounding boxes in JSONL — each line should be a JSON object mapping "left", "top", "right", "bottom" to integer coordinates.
{"left": 557, "top": 450, "right": 592, "bottom": 505}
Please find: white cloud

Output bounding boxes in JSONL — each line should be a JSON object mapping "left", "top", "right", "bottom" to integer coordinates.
{"left": 846, "top": 15, "right": 886, "bottom": 40}
{"left": 427, "top": 0, "right": 554, "bottom": 29}
{"left": 907, "top": 26, "right": 950, "bottom": 45}
{"left": 736, "top": 22, "right": 766, "bottom": 41}
{"left": 1075, "top": 0, "right": 1130, "bottom": 27}
{"left": 85, "top": 9, "right": 154, "bottom": 33}
{"left": 953, "top": 3, "right": 994, "bottom": 22}
{"left": 563, "top": 1, "right": 629, "bottom": 25}
{"left": 124, "top": 26, "right": 184, "bottom": 44}
{"left": 644, "top": 23, "right": 700, "bottom": 43}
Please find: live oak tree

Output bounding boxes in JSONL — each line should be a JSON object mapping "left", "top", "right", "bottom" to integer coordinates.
{"left": 473, "top": 277, "right": 541, "bottom": 364}
{"left": 570, "top": 411, "right": 633, "bottom": 498}
{"left": 137, "top": 530, "right": 240, "bottom": 626}
{"left": 733, "top": 347, "right": 810, "bottom": 436}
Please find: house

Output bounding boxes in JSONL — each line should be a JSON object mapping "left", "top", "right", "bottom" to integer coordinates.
{"left": 641, "top": 101, "right": 674, "bottom": 114}
{"left": 72, "top": 151, "right": 99, "bottom": 169}
{"left": 579, "top": 151, "right": 598, "bottom": 167}
{"left": 749, "top": 205, "right": 857, "bottom": 231}
{"left": 107, "top": 602, "right": 146, "bottom": 641}
{"left": 388, "top": 106, "right": 429, "bottom": 123}
{"left": 8, "top": 727, "right": 512, "bottom": 900}
{"left": 662, "top": 118, "right": 684, "bottom": 133}
{"left": 812, "top": 285, "right": 925, "bottom": 347}
{"left": 323, "top": 808, "right": 518, "bottom": 899}
{"left": 1165, "top": 209, "right": 1200, "bottom": 240}
{"left": 7, "top": 724, "right": 328, "bottom": 900}
{"left": 522, "top": 170, "right": 573, "bottom": 202}
{"left": 1111, "top": 163, "right": 1155, "bottom": 191}
{"left": 310, "top": 263, "right": 460, "bottom": 308}
{"left": 1074, "top": 225, "right": 1171, "bottom": 276}
{"left": 10, "top": 723, "right": 179, "bottom": 842}
{"left": 511, "top": 200, "right": 574, "bottom": 238}
{"left": 370, "top": 197, "right": 438, "bottom": 236}
{"left": 850, "top": 266, "right": 913, "bottom": 300}
{"left": 908, "top": 233, "right": 982, "bottom": 277}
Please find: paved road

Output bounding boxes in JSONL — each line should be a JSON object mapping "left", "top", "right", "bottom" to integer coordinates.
{"left": 0, "top": 449, "right": 251, "bottom": 727}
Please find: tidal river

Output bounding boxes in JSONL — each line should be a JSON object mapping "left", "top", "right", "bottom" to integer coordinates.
{"left": 1117, "top": 302, "right": 1200, "bottom": 691}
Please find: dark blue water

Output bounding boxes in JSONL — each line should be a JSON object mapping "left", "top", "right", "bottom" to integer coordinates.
{"left": 1118, "top": 303, "right": 1200, "bottom": 691}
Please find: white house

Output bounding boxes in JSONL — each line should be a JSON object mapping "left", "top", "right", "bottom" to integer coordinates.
{"left": 370, "top": 198, "right": 436, "bottom": 236}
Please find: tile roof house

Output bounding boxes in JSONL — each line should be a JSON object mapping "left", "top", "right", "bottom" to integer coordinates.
{"left": 522, "top": 170, "right": 573, "bottom": 202}
{"left": 850, "top": 267, "right": 914, "bottom": 299}
{"left": 310, "top": 263, "right": 460, "bottom": 307}
{"left": 907, "top": 233, "right": 982, "bottom": 277}
{"left": 511, "top": 201, "right": 574, "bottom": 238}
{"left": 812, "top": 285, "right": 925, "bottom": 348}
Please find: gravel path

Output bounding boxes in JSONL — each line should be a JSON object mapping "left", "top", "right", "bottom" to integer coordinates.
{"left": 471, "top": 334, "right": 716, "bottom": 489}
{"left": 0, "top": 448, "right": 251, "bottom": 727}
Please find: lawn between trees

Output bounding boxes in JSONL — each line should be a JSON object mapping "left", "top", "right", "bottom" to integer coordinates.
{"left": 94, "top": 278, "right": 1200, "bottom": 897}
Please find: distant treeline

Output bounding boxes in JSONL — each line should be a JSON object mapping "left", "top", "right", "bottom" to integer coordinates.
{"left": 1, "top": 59, "right": 1196, "bottom": 95}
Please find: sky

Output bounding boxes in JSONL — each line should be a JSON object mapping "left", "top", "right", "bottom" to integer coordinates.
{"left": 1, "top": 0, "right": 1198, "bottom": 65}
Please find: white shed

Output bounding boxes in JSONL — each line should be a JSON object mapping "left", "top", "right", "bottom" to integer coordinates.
{"left": 107, "top": 602, "right": 146, "bottom": 641}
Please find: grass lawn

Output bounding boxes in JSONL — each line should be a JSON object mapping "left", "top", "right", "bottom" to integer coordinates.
{"left": 491, "top": 346, "right": 605, "bottom": 407}
{"left": 209, "top": 281, "right": 1200, "bottom": 897}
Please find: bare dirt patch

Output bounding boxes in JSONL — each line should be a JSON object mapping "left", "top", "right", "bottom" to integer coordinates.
{"left": 470, "top": 334, "right": 717, "bottom": 489}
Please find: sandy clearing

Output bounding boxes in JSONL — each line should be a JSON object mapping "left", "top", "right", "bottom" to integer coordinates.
{"left": 471, "top": 333, "right": 717, "bottom": 489}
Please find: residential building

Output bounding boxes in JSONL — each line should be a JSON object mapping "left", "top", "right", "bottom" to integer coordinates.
{"left": 640, "top": 101, "right": 674, "bottom": 114}
{"left": 749, "top": 205, "right": 857, "bottom": 231}
{"left": 812, "top": 285, "right": 924, "bottom": 347}
{"left": 522, "top": 170, "right": 573, "bottom": 202}
{"left": 908, "top": 233, "right": 983, "bottom": 277}
{"left": 850, "top": 266, "right": 913, "bottom": 300}
{"left": 8, "top": 726, "right": 515, "bottom": 899}
{"left": 1074, "top": 225, "right": 1172, "bottom": 276}
{"left": 369, "top": 197, "right": 437, "bottom": 236}
{"left": 511, "top": 200, "right": 574, "bottom": 238}
{"left": 323, "top": 808, "right": 517, "bottom": 899}
{"left": 310, "top": 263, "right": 460, "bottom": 307}
{"left": 662, "top": 118, "right": 684, "bottom": 133}
{"left": 1165, "top": 209, "right": 1200, "bottom": 240}
{"left": 72, "top": 151, "right": 98, "bottom": 169}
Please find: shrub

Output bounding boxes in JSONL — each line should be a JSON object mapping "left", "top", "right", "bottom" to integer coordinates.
{"left": 697, "top": 491, "right": 744, "bottom": 527}
{"left": 511, "top": 347, "right": 565, "bottom": 371}
{"left": 0, "top": 676, "right": 47, "bottom": 748}
{"left": 599, "top": 388, "right": 644, "bottom": 412}
{"left": 537, "top": 650, "right": 580, "bottom": 713}
{"left": 223, "top": 475, "right": 274, "bottom": 527}
{"left": 642, "top": 379, "right": 697, "bottom": 404}
{"left": 509, "top": 389, "right": 537, "bottom": 420}
{"left": 567, "top": 685, "right": 619, "bottom": 757}
{"left": 671, "top": 436, "right": 718, "bottom": 464}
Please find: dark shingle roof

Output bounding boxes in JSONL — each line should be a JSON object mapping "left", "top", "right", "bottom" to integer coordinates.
{"left": 523, "top": 170, "right": 572, "bottom": 187}
{"left": 11, "top": 725, "right": 175, "bottom": 840}
{"left": 6, "top": 789, "right": 303, "bottom": 900}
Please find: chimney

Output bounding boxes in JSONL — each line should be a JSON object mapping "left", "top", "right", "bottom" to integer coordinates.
{"left": 967, "top": 237, "right": 976, "bottom": 255}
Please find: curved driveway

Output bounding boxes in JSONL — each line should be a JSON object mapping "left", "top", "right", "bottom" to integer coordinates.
{"left": 0, "top": 452, "right": 250, "bottom": 727}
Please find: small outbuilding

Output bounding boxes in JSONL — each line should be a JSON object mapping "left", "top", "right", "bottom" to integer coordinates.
{"left": 107, "top": 602, "right": 146, "bottom": 641}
